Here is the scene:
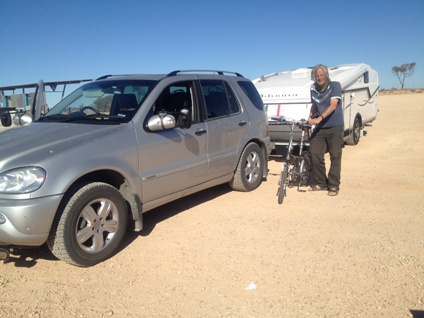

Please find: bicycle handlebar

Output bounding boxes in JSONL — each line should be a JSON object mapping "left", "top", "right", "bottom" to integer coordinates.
{"left": 297, "top": 120, "right": 312, "bottom": 130}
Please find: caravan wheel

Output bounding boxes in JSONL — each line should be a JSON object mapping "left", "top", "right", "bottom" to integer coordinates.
{"left": 345, "top": 116, "right": 361, "bottom": 145}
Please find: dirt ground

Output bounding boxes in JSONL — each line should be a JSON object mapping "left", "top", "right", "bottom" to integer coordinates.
{"left": 1, "top": 93, "right": 424, "bottom": 318}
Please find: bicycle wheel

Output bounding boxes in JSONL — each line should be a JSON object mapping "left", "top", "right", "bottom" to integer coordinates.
{"left": 278, "top": 163, "right": 289, "bottom": 204}
{"left": 299, "top": 157, "right": 311, "bottom": 186}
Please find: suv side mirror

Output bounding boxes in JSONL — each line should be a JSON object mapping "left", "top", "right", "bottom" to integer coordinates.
{"left": 147, "top": 112, "right": 176, "bottom": 131}
{"left": 13, "top": 113, "right": 33, "bottom": 126}
{"left": 177, "top": 108, "right": 192, "bottom": 129}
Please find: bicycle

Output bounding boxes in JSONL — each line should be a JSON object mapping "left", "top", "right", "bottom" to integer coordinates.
{"left": 275, "top": 118, "right": 312, "bottom": 204}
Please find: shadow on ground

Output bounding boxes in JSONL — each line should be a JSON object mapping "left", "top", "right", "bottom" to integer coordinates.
{"left": 1, "top": 183, "right": 232, "bottom": 267}
{"left": 120, "top": 183, "right": 232, "bottom": 248}
{"left": 2, "top": 244, "right": 58, "bottom": 268}
{"left": 411, "top": 310, "right": 424, "bottom": 318}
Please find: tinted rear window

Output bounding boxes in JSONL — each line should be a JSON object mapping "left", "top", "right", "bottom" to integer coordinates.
{"left": 237, "top": 81, "right": 264, "bottom": 111}
{"left": 200, "top": 79, "right": 240, "bottom": 119}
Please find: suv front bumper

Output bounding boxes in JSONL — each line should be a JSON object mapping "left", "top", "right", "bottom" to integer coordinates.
{"left": 0, "top": 195, "right": 62, "bottom": 247}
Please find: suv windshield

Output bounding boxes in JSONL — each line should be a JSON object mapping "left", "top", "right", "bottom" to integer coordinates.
{"left": 42, "top": 80, "right": 157, "bottom": 123}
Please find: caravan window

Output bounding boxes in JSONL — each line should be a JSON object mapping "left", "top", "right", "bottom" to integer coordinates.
{"left": 364, "top": 71, "right": 369, "bottom": 84}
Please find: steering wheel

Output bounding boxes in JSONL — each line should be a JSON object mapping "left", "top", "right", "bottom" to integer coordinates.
{"left": 81, "top": 106, "right": 100, "bottom": 115}
{"left": 171, "top": 89, "right": 186, "bottom": 94}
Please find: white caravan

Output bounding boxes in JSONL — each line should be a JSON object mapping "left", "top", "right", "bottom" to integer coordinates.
{"left": 253, "top": 63, "right": 379, "bottom": 150}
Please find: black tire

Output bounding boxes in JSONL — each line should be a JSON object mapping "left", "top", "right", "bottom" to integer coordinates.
{"left": 278, "top": 164, "right": 289, "bottom": 204}
{"left": 299, "top": 158, "right": 311, "bottom": 186}
{"left": 345, "top": 116, "right": 361, "bottom": 145}
{"left": 229, "top": 143, "right": 264, "bottom": 192}
{"left": 1, "top": 112, "right": 12, "bottom": 127}
{"left": 47, "top": 182, "right": 128, "bottom": 267}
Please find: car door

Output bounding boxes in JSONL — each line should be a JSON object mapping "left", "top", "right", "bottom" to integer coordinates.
{"left": 137, "top": 80, "right": 209, "bottom": 204}
{"left": 199, "top": 79, "right": 250, "bottom": 179}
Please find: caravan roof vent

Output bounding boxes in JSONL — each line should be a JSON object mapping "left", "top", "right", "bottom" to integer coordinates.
{"left": 291, "top": 68, "right": 311, "bottom": 79}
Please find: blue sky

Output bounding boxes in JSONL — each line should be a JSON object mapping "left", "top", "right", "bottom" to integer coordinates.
{"left": 1, "top": 0, "right": 423, "bottom": 106}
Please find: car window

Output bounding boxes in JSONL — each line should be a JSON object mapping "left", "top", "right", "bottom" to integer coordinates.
{"left": 151, "top": 81, "right": 197, "bottom": 122}
{"left": 200, "top": 80, "right": 240, "bottom": 119}
{"left": 237, "top": 80, "right": 264, "bottom": 111}
{"left": 46, "top": 80, "right": 156, "bottom": 121}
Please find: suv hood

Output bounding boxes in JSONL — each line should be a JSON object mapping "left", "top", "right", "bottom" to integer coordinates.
{"left": 0, "top": 123, "right": 122, "bottom": 171}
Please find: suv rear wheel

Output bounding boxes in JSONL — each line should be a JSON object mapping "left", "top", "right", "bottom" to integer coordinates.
{"left": 47, "top": 182, "right": 128, "bottom": 267}
{"left": 229, "top": 143, "right": 264, "bottom": 192}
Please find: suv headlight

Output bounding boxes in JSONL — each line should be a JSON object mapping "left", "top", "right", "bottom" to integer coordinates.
{"left": 0, "top": 167, "right": 46, "bottom": 194}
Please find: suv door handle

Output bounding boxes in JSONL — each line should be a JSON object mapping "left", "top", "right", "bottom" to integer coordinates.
{"left": 238, "top": 121, "right": 247, "bottom": 126}
{"left": 195, "top": 128, "right": 207, "bottom": 136}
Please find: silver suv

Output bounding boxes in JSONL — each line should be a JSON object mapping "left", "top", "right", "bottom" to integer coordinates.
{"left": 0, "top": 70, "right": 271, "bottom": 266}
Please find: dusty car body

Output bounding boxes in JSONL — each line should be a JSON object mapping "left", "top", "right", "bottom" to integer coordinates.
{"left": 0, "top": 70, "right": 271, "bottom": 266}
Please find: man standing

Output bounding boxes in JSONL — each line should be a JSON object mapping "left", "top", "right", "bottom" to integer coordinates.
{"left": 308, "top": 64, "right": 344, "bottom": 196}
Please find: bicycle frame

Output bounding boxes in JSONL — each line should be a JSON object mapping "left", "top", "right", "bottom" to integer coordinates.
{"left": 293, "top": 120, "right": 311, "bottom": 192}
{"left": 276, "top": 119, "right": 311, "bottom": 204}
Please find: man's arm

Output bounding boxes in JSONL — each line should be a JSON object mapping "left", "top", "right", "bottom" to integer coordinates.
{"left": 308, "top": 97, "right": 339, "bottom": 125}
{"left": 320, "top": 97, "right": 339, "bottom": 119}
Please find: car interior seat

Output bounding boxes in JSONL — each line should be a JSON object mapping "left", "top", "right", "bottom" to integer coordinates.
{"left": 205, "top": 92, "right": 229, "bottom": 118}
{"left": 111, "top": 94, "right": 138, "bottom": 117}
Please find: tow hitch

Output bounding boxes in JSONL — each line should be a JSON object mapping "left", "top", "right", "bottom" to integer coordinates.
{"left": 0, "top": 248, "right": 10, "bottom": 261}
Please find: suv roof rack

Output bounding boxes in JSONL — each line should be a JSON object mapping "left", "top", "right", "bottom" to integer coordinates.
{"left": 166, "top": 70, "right": 244, "bottom": 78}
{"left": 96, "top": 75, "right": 113, "bottom": 80}
{"left": 95, "top": 74, "right": 142, "bottom": 80}
{"left": 95, "top": 70, "right": 245, "bottom": 81}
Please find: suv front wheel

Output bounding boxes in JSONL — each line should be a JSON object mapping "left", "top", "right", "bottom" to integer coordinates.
{"left": 229, "top": 143, "right": 264, "bottom": 192}
{"left": 47, "top": 182, "right": 128, "bottom": 267}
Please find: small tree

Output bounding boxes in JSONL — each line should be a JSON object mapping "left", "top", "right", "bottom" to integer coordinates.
{"left": 392, "top": 62, "right": 416, "bottom": 89}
